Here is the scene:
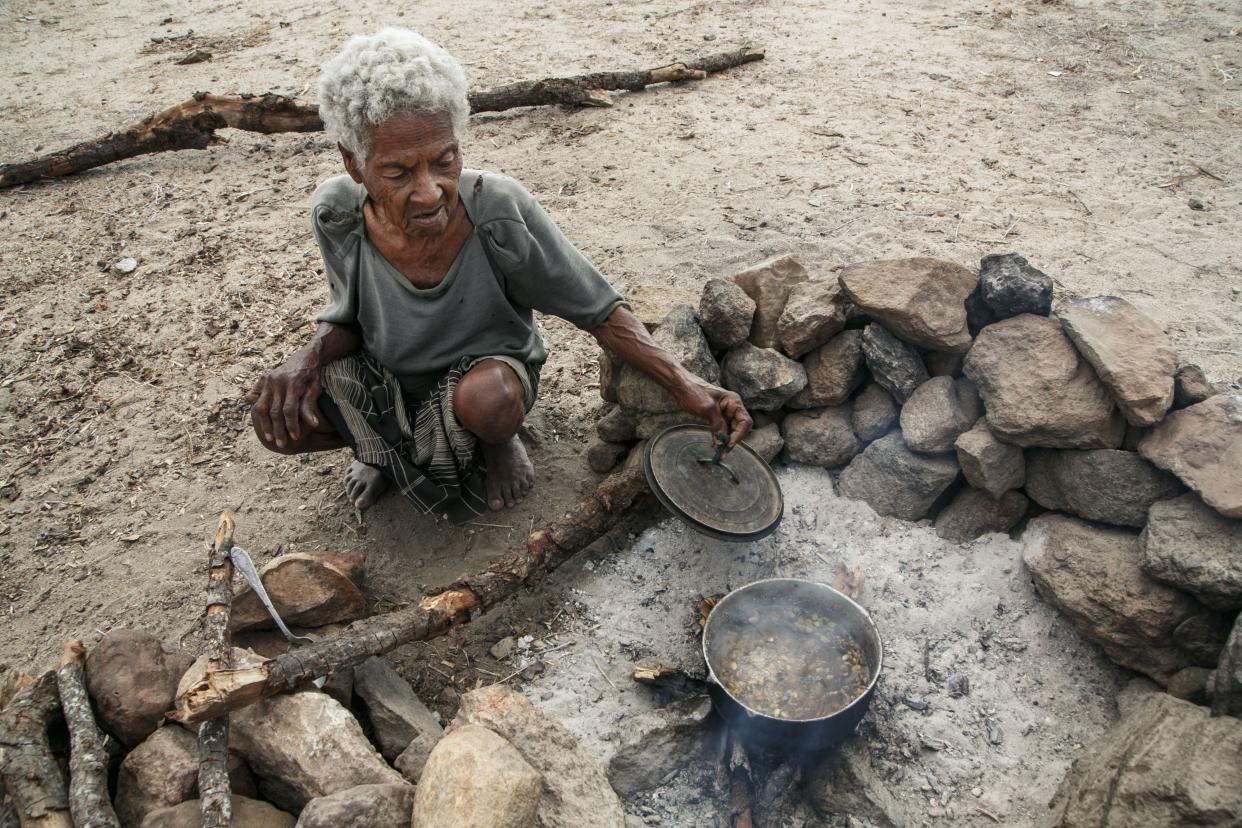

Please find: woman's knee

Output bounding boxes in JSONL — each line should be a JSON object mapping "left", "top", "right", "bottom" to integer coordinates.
{"left": 454, "top": 361, "right": 525, "bottom": 440}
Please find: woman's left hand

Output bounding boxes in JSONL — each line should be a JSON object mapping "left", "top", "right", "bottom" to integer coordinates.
{"left": 676, "top": 379, "right": 753, "bottom": 451}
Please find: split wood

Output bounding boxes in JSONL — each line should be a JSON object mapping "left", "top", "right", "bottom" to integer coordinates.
{"left": 0, "top": 48, "right": 764, "bottom": 189}
{"left": 55, "top": 641, "right": 119, "bottom": 828}
{"left": 0, "top": 671, "right": 72, "bottom": 828}
{"left": 724, "top": 732, "right": 755, "bottom": 828}
{"left": 170, "top": 451, "right": 649, "bottom": 726}
{"left": 198, "top": 511, "right": 237, "bottom": 828}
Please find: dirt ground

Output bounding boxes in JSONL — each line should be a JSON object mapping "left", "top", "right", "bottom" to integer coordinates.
{"left": 0, "top": 0, "right": 1239, "bottom": 822}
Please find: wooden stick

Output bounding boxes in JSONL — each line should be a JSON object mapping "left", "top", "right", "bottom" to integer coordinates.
{"left": 0, "top": 672, "right": 73, "bottom": 828}
{"left": 198, "top": 511, "right": 237, "bottom": 828}
{"left": 170, "top": 452, "right": 648, "bottom": 726}
{"left": 55, "top": 641, "right": 119, "bottom": 828}
{"left": 726, "top": 733, "right": 755, "bottom": 828}
{"left": 0, "top": 48, "right": 764, "bottom": 189}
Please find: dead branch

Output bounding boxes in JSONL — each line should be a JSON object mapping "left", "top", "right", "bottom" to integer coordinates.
{"left": 726, "top": 734, "right": 755, "bottom": 828}
{"left": 198, "top": 511, "right": 236, "bottom": 828}
{"left": 631, "top": 666, "right": 708, "bottom": 702}
{"left": 0, "top": 47, "right": 763, "bottom": 189}
{"left": 0, "top": 671, "right": 72, "bottom": 828}
{"left": 170, "top": 451, "right": 649, "bottom": 726}
{"left": 55, "top": 641, "right": 119, "bottom": 828}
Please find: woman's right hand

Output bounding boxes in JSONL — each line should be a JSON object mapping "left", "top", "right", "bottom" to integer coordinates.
{"left": 246, "top": 347, "right": 323, "bottom": 449}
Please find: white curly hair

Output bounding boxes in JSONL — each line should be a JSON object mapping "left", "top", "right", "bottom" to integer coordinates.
{"left": 318, "top": 28, "right": 469, "bottom": 162}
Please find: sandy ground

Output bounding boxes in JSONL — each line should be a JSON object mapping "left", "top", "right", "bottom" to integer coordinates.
{"left": 0, "top": 0, "right": 1239, "bottom": 822}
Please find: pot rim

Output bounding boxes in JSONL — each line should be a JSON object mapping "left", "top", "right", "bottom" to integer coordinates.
{"left": 701, "top": 577, "right": 884, "bottom": 725}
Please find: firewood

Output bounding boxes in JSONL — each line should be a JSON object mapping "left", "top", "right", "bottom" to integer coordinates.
{"left": 0, "top": 671, "right": 72, "bottom": 828}
{"left": 170, "top": 451, "right": 649, "bottom": 726}
{"left": 197, "top": 511, "right": 236, "bottom": 828}
{"left": 726, "top": 733, "right": 755, "bottom": 828}
{"left": 0, "top": 48, "right": 764, "bottom": 189}
{"left": 55, "top": 641, "right": 119, "bottom": 828}
{"left": 631, "top": 666, "right": 709, "bottom": 702}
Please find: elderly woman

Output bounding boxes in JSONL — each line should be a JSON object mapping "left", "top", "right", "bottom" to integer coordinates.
{"left": 247, "top": 29, "right": 751, "bottom": 522}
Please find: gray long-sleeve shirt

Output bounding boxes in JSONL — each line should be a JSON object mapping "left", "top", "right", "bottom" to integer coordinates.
{"left": 313, "top": 169, "right": 624, "bottom": 396}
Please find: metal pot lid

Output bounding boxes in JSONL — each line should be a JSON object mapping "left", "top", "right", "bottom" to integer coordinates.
{"left": 643, "top": 424, "right": 783, "bottom": 542}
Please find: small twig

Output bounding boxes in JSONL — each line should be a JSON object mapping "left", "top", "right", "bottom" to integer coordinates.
{"left": 975, "top": 806, "right": 1001, "bottom": 823}
{"left": 843, "top": 154, "right": 869, "bottom": 166}
{"left": 591, "top": 655, "right": 619, "bottom": 691}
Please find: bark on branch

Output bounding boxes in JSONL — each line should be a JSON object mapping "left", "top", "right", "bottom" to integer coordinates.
{"left": 0, "top": 671, "right": 72, "bottom": 828}
{"left": 55, "top": 641, "right": 120, "bottom": 828}
{"left": 170, "top": 452, "right": 649, "bottom": 726}
{"left": 198, "top": 511, "right": 237, "bottom": 828}
{"left": 0, "top": 47, "right": 763, "bottom": 189}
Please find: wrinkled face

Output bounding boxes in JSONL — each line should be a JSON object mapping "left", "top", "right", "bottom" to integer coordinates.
{"left": 342, "top": 110, "right": 463, "bottom": 240}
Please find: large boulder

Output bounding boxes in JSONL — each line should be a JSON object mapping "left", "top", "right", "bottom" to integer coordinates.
{"left": 230, "top": 690, "right": 404, "bottom": 812}
{"left": 617, "top": 304, "right": 719, "bottom": 413}
{"left": 721, "top": 342, "right": 807, "bottom": 411}
{"left": 1213, "top": 615, "right": 1242, "bottom": 718}
{"left": 1141, "top": 493, "right": 1242, "bottom": 611}
{"left": 839, "top": 257, "right": 977, "bottom": 352}
{"left": 85, "top": 630, "right": 194, "bottom": 748}
{"left": 743, "top": 422, "right": 784, "bottom": 464}
{"left": 1138, "top": 394, "right": 1242, "bottom": 518}
{"left": 860, "top": 323, "right": 928, "bottom": 404}
{"left": 298, "top": 783, "right": 416, "bottom": 828}
{"left": 898, "top": 377, "right": 980, "bottom": 454}
{"left": 625, "top": 284, "right": 698, "bottom": 331}
{"left": 116, "top": 725, "right": 255, "bottom": 827}
{"left": 1173, "top": 362, "right": 1217, "bottom": 409}
{"left": 977, "top": 252, "right": 1053, "bottom": 319}
{"left": 606, "top": 696, "right": 717, "bottom": 797}
{"left": 963, "top": 314, "right": 1124, "bottom": 448}
{"left": 698, "top": 278, "right": 756, "bottom": 350}
{"left": 141, "top": 796, "right": 294, "bottom": 828}
{"left": 230, "top": 552, "right": 366, "bottom": 633}
{"left": 851, "top": 382, "right": 898, "bottom": 444}
{"left": 1042, "top": 693, "right": 1242, "bottom": 827}
{"left": 353, "top": 657, "right": 443, "bottom": 762}
{"left": 837, "top": 432, "right": 960, "bottom": 521}
{"left": 1023, "top": 449, "right": 1184, "bottom": 528}
{"left": 1021, "top": 513, "right": 1228, "bottom": 684}
{"left": 1056, "top": 296, "right": 1177, "bottom": 427}
{"left": 412, "top": 725, "right": 541, "bottom": 828}
{"left": 781, "top": 405, "right": 859, "bottom": 469}
{"left": 776, "top": 279, "right": 849, "bottom": 358}
{"left": 730, "top": 254, "right": 810, "bottom": 348}
{"left": 934, "top": 488, "right": 1028, "bottom": 543}
{"left": 954, "top": 418, "right": 1025, "bottom": 498}
{"left": 452, "top": 685, "right": 625, "bottom": 828}
{"left": 787, "top": 330, "right": 865, "bottom": 408}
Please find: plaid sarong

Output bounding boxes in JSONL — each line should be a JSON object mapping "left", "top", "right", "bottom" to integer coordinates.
{"left": 319, "top": 353, "right": 507, "bottom": 523}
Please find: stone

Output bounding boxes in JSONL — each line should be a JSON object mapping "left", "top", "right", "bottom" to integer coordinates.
{"left": 1213, "top": 614, "right": 1242, "bottom": 718}
{"left": 586, "top": 439, "right": 628, "bottom": 474}
{"left": 964, "top": 285, "right": 999, "bottom": 335}
{"left": 805, "top": 739, "right": 901, "bottom": 827}
{"left": 1024, "top": 449, "right": 1184, "bottom": 528}
{"left": 85, "top": 630, "right": 193, "bottom": 748}
{"left": 776, "top": 279, "right": 849, "bottom": 358}
{"left": 1165, "top": 666, "right": 1213, "bottom": 705}
{"left": 616, "top": 304, "right": 719, "bottom": 413}
{"left": 230, "top": 552, "right": 366, "bottom": 633}
{"left": 1139, "top": 394, "right": 1242, "bottom": 518}
{"left": 860, "top": 323, "right": 928, "bottom": 404}
{"left": 1173, "top": 362, "right": 1217, "bottom": 409}
{"left": 607, "top": 696, "right": 717, "bottom": 796}
{"left": 598, "top": 348, "right": 622, "bottom": 403}
{"left": 1142, "top": 493, "right": 1242, "bottom": 612}
{"left": 781, "top": 405, "right": 859, "bottom": 469}
{"left": 899, "top": 377, "right": 980, "bottom": 454}
{"left": 114, "top": 257, "right": 139, "bottom": 274}
{"left": 743, "top": 422, "right": 784, "bottom": 464}
{"left": 231, "top": 690, "right": 404, "bottom": 812}
{"left": 851, "top": 383, "right": 898, "bottom": 444}
{"left": 297, "top": 783, "right": 416, "bottom": 828}
{"left": 787, "top": 330, "right": 865, "bottom": 408}
{"left": 452, "top": 685, "right": 625, "bottom": 828}
{"left": 837, "top": 432, "right": 961, "bottom": 521}
{"left": 698, "top": 278, "right": 756, "bottom": 350}
{"left": 730, "top": 254, "right": 810, "bottom": 348}
{"left": 1056, "top": 296, "right": 1177, "bottom": 427}
{"left": 116, "top": 725, "right": 255, "bottom": 827}
{"left": 963, "top": 314, "right": 1124, "bottom": 448}
{"left": 977, "top": 252, "right": 1053, "bottom": 318}
{"left": 634, "top": 410, "right": 701, "bottom": 439}
{"left": 1021, "top": 513, "right": 1227, "bottom": 684}
{"left": 230, "top": 627, "right": 352, "bottom": 708}
{"left": 353, "top": 657, "right": 443, "bottom": 762}
{"left": 595, "top": 406, "right": 636, "bottom": 443}
{"left": 721, "top": 342, "right": 807, "bottom": 411}
{"left": 1043, "top": 693, "right": 1242, "bottom": 827}
{"left": 954, "top": 418, "right": 1024, "bottom": 498}
{"left": 925, "top": 351, "right": 963, "bottom": 377}
{"left": 412, "top": 725, "right": 541, "bottom": 828}
{"left": 839, "top": 257, "right": 977, "bottom": 352}
{"left": 394, "top": 730, "right": 441, "bottom": 784}
{"left": 141, "top": 796, "right": 294, "bottom": 828}
{"left": 934, "top": 488, "right": 1028, "bottom": 543}
{"left": 625, "top": 284, "right": 698, "bottom": 331}
{"left": 1122, "top": 423, "right": 1148, "bottom": 451}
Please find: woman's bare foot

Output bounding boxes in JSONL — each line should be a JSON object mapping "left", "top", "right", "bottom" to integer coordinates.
{"left": 344, "top": 460, "right": 388, "bottom": 509}
{"left": 482, "top": 436, "right": 535, "bottom": 511}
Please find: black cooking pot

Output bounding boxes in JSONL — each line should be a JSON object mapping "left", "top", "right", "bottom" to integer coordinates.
{"left": 701, "top": 578, "right": 883, "bottom": 753}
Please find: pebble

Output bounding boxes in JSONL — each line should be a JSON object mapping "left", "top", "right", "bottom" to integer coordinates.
{"left": 113, "top": 257, "right": 138, "bottom": 274}
{"left": 489, "top": 637, "right": 515, "bottom": 660}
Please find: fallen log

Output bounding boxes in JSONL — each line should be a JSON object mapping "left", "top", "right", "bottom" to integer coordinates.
{"left": 170, "top": 451, "right": 649, "bottom": 726}
{"left": 55, "top": 641, "right": 119, "bottom": 828}
{"left": 198, "top": 511, "right": 237, "bottom": 828}
{"left": 0, "top": 47, "right": 764, "bottom": 189}
{"left": 0, "top": 671, "right": 72, "bottom": 828}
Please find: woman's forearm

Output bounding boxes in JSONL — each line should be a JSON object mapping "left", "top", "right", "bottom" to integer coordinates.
{"left": 590, "top": 306, "right": 703, "bottom": 401}
{"left": 304, "top": 321, "right": 363, "bottom": 368}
